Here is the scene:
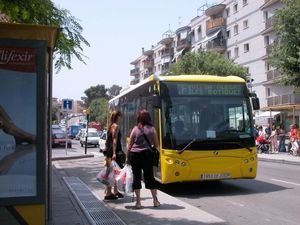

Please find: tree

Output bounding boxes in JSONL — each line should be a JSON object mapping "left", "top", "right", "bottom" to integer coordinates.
{"left": 108, "top": 85, "right": 122, "bottom": 99}
{"left": 170, "top": 51, "right": 248, "bottom": 79}
{"left": 89, "top": 98, "right": 108, "bottom": 126}
{"left": 268, "top": 0, "right": 300, "bottom": 87}
{"left": 52, "top": 104, "right": 60, "bottom": 122}
{"left": 81, "top": 85, "right": 108, "bottom": 107}
{"left": 0, "top": 0, "right": 90, "bottom": 73}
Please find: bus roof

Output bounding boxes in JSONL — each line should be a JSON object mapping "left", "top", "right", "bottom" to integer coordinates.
{"left": 109, "top": 74, "right": 246, "bottom": 103}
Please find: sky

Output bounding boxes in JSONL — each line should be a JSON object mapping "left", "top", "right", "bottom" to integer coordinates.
{"left": 52, "top": 0, "right": 208, "bottom": 100}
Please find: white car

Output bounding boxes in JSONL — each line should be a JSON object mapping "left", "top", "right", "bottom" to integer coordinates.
{"left": 80, "top": 130, "right": 100, "bottom": 147}
{"left": 99, "top": 131, "right": 107, "bottom": 152}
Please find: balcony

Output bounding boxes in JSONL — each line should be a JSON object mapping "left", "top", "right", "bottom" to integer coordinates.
{"left": 261, "top": 0, "right": 280, "bottom": 10}
{"left": 265, "top": 44, "right": 274, "bottom": 56}
{"left": 130, "top": 68, "right": 140, "bottom": 76}
{"left": 267, "top": 69, "right": 281, "bottom": 81}
{"left": 206, "top": 38, "right": 226, "bottom": 52}
{"left": 205, "top": 4, "right": 226, "bottom": 17}
{"left": 267, "top": 93, "right": 300, "bottom": 107}
{"left": 161, "top": 48, "right": 174, "bottom": 58}
{"left": 159, "top": 37, "right": 173, "bottom": 45}
{"left": 206, "top": 18, "right": 225, "bottom": 33}
{"left": 176, "top": 39, "right": 191, "bottom": 51}
{"left": 130, "top": 78, "right": 139, "bottom": 85}
{"left": 262, "top": 16, "right": 276, "bottom": 34}
{"left": 143, "top": 59, "right": 154, "bottom": 69}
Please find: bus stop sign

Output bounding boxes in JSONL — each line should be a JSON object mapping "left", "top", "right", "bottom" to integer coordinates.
{"left": 62, "top": 99, "right": 73, "bottom": 111}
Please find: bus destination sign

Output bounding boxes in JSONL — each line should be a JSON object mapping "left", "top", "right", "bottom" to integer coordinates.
{"left": 176, "top": 83, "right": 244, "bottom": 96}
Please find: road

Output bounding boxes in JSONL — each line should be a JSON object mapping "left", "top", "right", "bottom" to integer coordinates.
{"left": 53, "top": 140, "right": 300, "bottom": 225}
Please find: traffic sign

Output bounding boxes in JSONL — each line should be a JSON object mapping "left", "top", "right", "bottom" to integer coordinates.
{"left": 62, "top": 99, "right": 73, "bottom": 111}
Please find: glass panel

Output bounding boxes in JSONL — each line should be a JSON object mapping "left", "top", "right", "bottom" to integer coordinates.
{"left": 161, "top": 82, "right": 254, "bottom": 150}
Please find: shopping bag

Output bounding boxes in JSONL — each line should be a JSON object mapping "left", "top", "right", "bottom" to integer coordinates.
{"left": 125, "top": 165, "right": 133, "bottom": 194}
{"left": 115, "top": 166, "right": 127, "bottom": 192}
{"left": 96, "top": 167, "right": 114, "bottom": 186}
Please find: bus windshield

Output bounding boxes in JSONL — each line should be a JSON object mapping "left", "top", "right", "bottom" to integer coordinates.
{"left": 160, "top": 82, "right": 255, "bottom": 150}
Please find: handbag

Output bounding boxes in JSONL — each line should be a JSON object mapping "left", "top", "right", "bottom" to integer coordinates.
{"left": 141, "top": 130, "right": 160, "bottom": 167}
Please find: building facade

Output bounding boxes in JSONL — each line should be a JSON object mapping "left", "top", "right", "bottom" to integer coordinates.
{"left": 129, "top": 0, "right": 300, "bottom": 126}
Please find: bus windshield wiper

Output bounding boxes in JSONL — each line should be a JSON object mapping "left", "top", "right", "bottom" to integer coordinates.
{"left": 177, "top": 138, "right": 197, "bottom": 154}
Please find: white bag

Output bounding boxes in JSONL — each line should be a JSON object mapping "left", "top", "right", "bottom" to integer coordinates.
{"left": 115, "top": 167, "right": 127, "bottom": 192}
{"left": 96, "top": 167, "right": 114, "bottom": 186}
{"left": 96, "top": 160, "right": 120, "bottom": 186}
{"left": 125, "top": 165, "right": 133, "bottom": 194}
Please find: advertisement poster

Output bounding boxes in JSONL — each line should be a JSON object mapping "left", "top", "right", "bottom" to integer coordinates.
{"left": 0, "top": 46, "right": 37, "bottom": 198}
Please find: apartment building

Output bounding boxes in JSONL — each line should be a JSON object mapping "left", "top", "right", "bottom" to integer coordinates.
{"left": 129, "top": 0, "right": 299, "bottom": 126}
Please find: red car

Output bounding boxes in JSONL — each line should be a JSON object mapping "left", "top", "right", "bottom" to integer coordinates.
{"left": 52, "top": 129, "right": 72, "bottom": 148}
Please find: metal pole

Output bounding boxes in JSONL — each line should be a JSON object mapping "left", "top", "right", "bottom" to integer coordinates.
{"left": 65, "top": 112, "right": 68, "bottom": 155}
{"left": 293, "top": 106, "right": 295, "bottom": 124}
{"left": 85, "top": 115, "right": 89, "bottom": 154}
{"left": 47, "top": 47, "right": 53, "bottom": 221}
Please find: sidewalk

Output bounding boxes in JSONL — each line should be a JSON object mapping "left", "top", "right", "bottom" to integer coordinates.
{"left": 257, "top": 152, "right": 300, "bottom": 165}
{"left": 52, "top": 147, "right": 94, "bottom": 161}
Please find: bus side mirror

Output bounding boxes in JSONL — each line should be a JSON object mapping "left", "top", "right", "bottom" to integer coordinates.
{"left": 153, "top": 94, "right": 161, "bottom": 108}
{"left": 251, "top": 97, "right": 260, "bottom": 110}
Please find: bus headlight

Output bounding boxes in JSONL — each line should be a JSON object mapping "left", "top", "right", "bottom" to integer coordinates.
{"left": 181, "top": 162, "right": 187, "bottom": 167}
{"left": 244, "top": 159, "right": 249, "bottom": 163}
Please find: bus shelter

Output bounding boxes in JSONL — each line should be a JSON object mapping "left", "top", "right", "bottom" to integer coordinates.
{"left": 0, "top": 23, "right": 58, "bottom": 225}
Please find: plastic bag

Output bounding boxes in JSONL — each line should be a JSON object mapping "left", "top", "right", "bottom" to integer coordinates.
{"left": 96, "top": 160, "right": 120, "bottom": 186}
{"left": 115, "top": 167, "right": 127, "bottom": 192}
{"left": 96, "top": 167, "right": 114, "bottom": 186}
{"left": 125, "top": 165, "right": 133, "bottom": 194}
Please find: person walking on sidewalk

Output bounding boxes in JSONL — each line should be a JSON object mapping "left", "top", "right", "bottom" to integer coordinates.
{"left": 103, "top": 110, "right": 124, "bottom": 200}
{"left": 278, "top": 124, "right": 286, "bottom": 152}
{"left": 269, "top": 124, "right": 279, "bottom": 153}
{"left": 126, "top": 109, "right": 160, "bottom": 209}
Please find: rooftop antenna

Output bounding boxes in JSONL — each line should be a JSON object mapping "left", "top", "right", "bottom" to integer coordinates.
{"left": 197, "top": 2, "right": 209, "bottom": 16}
{"left": 162, "top": 24, "right": 174, "bottom": 39}
{"left": 178, "top": 16, "right": 182, "bottom": 27}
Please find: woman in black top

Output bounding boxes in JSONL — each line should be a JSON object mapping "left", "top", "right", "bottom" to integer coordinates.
{"left": 104, "top": 110, "right": 124, "bottom": 200}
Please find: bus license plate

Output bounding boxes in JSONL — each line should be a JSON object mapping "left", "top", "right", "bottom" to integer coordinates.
{"left": 201, "top": 173, "right": 231, "bottom": 180}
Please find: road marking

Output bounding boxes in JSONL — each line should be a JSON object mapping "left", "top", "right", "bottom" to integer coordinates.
{"left": 270, "top": 178, "right": 300, "bottom": 186}
{"left": 227, "top": 200, "right": 244, "bottom": 207}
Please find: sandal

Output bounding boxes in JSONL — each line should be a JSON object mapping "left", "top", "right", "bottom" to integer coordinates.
{"left": 153, "top": 200, "right": 161, "bottom": 207}
{"left": 104, "top": 194, "right": 118, "bottom": 200}
{"left": 115, "top": 192, "right": 124, "bottom": 198}
{"left": 135, "top": 203, "right": 143, "bottom": 209}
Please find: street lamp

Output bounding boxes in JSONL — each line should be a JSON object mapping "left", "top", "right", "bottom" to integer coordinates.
{"left": 83, "top": 108, "right": 91, "bottom": 154}
{"left": 247, "top": 78, "right": 254, "bottom": 92}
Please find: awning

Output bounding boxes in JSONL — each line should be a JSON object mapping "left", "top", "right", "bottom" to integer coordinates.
{"left": 172, "top": 49, "right": 184, "bottom": 62}
{"left": 255, "top": 111, "right": 281, "bottom": 118}
{"left": 0, "top": 22, "right": 59, "bottom": 48}
{"left": 162, "top": 56, "right": 171, "bottom": 64}
{"left": 201, "top": 29, "right": 221, "bottom": 43}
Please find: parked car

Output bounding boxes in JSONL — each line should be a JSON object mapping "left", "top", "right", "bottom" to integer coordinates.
{"left": 52, "top": 129, "right": 72, "bottom": 148}
{"left": 99, "top": 131, "right": 107, "bottom": 152}
{"left": 80, "top": 130, "right": 100, "bottom": 147}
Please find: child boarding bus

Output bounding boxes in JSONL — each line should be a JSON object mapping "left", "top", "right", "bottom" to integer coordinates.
{"left": 109, "top": 75, "right": 260, "bottom": 184}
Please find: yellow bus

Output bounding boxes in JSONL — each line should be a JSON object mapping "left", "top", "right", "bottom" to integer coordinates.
{"left": 109, "top": 75, "right": 260, "bottom": 184}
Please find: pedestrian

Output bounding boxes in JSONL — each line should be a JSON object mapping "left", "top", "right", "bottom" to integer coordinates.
{"left": 269, "top": 124, "right": 279, "bottom": 153}
{"left": 103, "top": 110, "right": 124, "bottom": 200}
{"left": 126, "top": 109, "right": 160, "bottom": 209}
{"left": 278, "top": 124, "right": 286, "bottom": 152}
{"left": 265, "top": 125, "right": 271, "bottom": 139}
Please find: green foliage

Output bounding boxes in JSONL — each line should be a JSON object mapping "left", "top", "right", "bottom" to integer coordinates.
{"left": 0, "top": 0, "right": 90, "bottom": 73}
{"left": 268, "top": 0, "right": 300, "bottom": 87}
{"left": 108, "top": 85, "right": 122, "bottom": 99}
{"left": 51, "top": 104, "right": 60, "bottom": 122}
{"left": 170, "top": 51, "right": 247, "bottom": 79}
{"left": 89, "top": 98, "right": 108, "bottom": 125}
{"left": 81, "top": 85, "right": 108, "bottom": 107}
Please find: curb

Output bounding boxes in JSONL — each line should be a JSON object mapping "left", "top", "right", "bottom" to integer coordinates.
{"left": 52, "top": 154, "right": 94, "bottom": 161}
{"left": 258, "top": 157, "right": 300, "bottom": 166}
